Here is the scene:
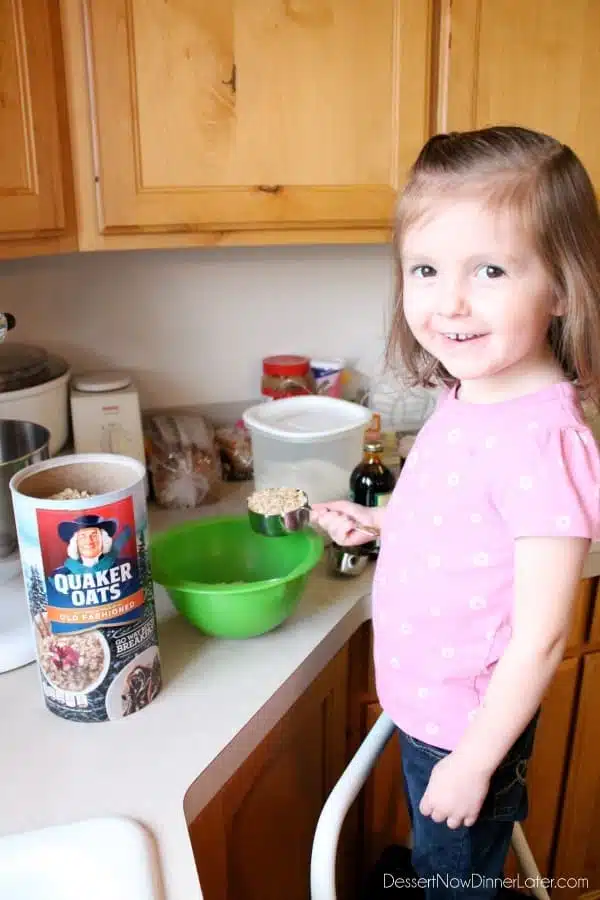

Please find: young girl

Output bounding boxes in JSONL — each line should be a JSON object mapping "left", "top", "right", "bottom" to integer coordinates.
{"left": 311, "top": 126, "right": 600, "bottom": 897}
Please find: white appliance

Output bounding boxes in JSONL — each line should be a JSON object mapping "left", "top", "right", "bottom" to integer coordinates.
{"left": 0, "top": 342, "right": 70, "bottom": 456}
{"left": 70, "top": 371, "right": 146, "bottom": 464}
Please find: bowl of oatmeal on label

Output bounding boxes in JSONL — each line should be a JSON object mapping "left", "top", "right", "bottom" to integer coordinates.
{"left": 35, "top": 622, "right": 110, "bottom": 694}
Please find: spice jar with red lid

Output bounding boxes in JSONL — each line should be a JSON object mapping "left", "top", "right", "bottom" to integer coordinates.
{"left": 261, "top": 355, "right": 315, "bottom": 400}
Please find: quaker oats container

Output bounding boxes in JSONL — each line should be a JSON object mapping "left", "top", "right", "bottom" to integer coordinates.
{"left": 9, "top": 453, "right": 162, "bottom": 723}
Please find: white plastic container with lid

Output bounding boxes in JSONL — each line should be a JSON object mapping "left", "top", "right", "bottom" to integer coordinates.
{"left": 70, "top": 371, "right": 146, "bottom": 466}
{"left": 243, "top": 396, "right": 371, "bottom": 503}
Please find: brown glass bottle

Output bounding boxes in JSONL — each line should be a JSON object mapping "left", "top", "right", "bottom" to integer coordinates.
{"left": 349, "top": 440, "right": 396, "bottom": 558}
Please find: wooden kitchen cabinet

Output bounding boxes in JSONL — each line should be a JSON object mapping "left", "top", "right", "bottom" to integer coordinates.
{"left": 188, "top": 645, "right": 350, "bottom": 900}
{"left": 60, "top": 0, "right": 435, "bottom": 250}
{"left": 7, "top": 1, "right": 600, "bottom": 258}
{"left": 442, "top": 0, "right": 600, "bottom": 187}
{"left": 552, "top": 652, "right": 600, "bottom": 900}
{"left": 0, "top": 0, "right": 76, "bottom": 258}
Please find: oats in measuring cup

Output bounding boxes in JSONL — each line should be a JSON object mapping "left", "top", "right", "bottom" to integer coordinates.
{"left": 248, "top": 487, "right": 307, "bottom": 516}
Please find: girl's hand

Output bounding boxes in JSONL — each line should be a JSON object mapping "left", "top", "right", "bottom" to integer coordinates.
{"left": 419, "top": 752, "right": 491, "bottom": 829}
{"left": 309, "top": 500, "right": 382, "bottom": 547}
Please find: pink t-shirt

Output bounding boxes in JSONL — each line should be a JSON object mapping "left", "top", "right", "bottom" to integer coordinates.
{"left": 372, "top": 381, "right": 600, "bottom": 750}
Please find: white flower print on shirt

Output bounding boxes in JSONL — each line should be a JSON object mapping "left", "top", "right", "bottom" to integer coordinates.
{"left": 427, "top": 554, "right": 441, "bottom": 569}
{"left": 390, "top": 657, "right": 400, "bottom": 669}
{"left": 417, "top": 687, "right": 430, "bottom": 698}
{"left": 448, "top": 472, "right": 460, "bottom": 487}
{"left": 469, "top": 595, "right": 486, "bottom": 610}
{"left": 400, "top": 623, "right": 413, "bottom": 636}
{"left": 433, "top": 514, "right": 443, "bottom": 526}
{"left": 520, "top": 475, "right": 533, "bottom": 491}
{"left": 425, "top": 722, "right": 440, "bottom": 735}
{"left": 556, "top": 515, "right": 571, "bottom": 530}
{"left": 447, "top": 429, "right": 461, "bottom": 443}
{"left": 473, "top": 552, "right": 489, "bottom": 567}
{"left": 429, "top": 606, "right": 441, "bottom": 617}
{"left": 441, "top": 647, "right": 455, "bottom": 658}
{"left": 484, "top": 436, "right": 497, "bottom": 449}
{"left": 470, "top": 513, "right": 482, "bottom": 524}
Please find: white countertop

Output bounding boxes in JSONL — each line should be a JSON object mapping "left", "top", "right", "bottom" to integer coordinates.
{"left": 2, "top": 481, "right": 599, "bottom": 900}
{"left": 0, "top": 483, "right": 374, "bottom": 900}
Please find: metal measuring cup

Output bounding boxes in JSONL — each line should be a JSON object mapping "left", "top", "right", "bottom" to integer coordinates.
{"left": 247, "top": 490, "right": 380, "bottom": 539}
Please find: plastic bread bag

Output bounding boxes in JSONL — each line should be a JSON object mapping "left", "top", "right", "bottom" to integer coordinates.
{"left": 214, "top": 420, "right": 253, "bottom": 481}
{"left": 146, "top": 413, "right": 222, "bottom": 508}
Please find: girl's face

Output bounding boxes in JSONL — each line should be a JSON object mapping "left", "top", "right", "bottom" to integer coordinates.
{"left": 401, "top": 198, "right": 563, "bottom": 400}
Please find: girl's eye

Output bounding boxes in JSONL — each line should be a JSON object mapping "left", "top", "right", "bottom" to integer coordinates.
{"left": 411, "top": 265, "right": 437, "bottom": 278}
{"left": 476, "top": 265, "right": 506, "bottom": 280}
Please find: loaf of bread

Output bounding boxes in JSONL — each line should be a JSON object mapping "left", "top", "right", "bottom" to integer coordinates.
{"left": 146, "top": 413, "right": 222, "bottom": 508}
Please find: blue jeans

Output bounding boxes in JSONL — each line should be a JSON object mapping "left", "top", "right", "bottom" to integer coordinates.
{"left": 398, "top": 714, "right": 539, "bottom": 900}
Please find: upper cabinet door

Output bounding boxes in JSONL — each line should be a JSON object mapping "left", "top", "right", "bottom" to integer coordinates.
{"left": 443, "top": 0, "right": 600, "bottom": 187}
{"left": 82, "top": 0, "right": 434, "bottom": 236}
{"left": 0, "top": 0, "right": 68, "bottom": 238}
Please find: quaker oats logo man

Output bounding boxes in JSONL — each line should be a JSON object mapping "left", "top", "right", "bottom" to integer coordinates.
{"left": 57, "top": 514, "right": 119, "bottom": 573}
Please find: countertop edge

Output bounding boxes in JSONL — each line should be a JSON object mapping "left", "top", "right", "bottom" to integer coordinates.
{"left": 182, "top": 590, "right": 372, "bottom": 824}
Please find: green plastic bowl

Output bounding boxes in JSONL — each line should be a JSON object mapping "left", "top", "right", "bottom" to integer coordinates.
{"left": 150, "top": 515, "right": 324, "bottom": 638}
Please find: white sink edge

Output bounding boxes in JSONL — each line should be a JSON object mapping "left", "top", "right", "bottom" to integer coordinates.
{"left": 0, "top": 815, "right": 164, "bottom": 900}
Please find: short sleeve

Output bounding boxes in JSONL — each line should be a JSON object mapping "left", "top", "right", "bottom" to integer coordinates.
{"left": 491, "top": 427, "right": 600, "bottom": 541}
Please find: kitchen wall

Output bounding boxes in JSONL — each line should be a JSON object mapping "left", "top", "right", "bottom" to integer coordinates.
{"left": 0, "top": 244, "right": 396, "bottom": 409}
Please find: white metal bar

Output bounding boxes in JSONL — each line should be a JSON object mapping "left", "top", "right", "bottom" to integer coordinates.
{"left": 310, "top": 711, "right": 397, "bottom": 900}
{"left": 310, "top": 711, "right": 547, "bottom": 900}
{"left": 511, "top": 823, "right": 551, "bottom": 900}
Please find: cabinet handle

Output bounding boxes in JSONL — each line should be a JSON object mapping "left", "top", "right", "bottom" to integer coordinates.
{"left": 257, "top": 184, "right": 283, "bottom": 194}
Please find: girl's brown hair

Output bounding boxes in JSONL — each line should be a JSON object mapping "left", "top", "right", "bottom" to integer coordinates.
{"left": 386, "top": 125, "right": 600, "bottom": 409}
